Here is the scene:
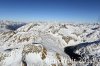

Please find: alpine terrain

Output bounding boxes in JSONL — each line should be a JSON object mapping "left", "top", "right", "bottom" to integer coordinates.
{"left": 0, "top": 20, "right": 100, "bottom": 66}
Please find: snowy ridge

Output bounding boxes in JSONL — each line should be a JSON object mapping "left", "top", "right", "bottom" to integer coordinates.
{"left": 0, "top": 22, "right": 100, "bottom": 66}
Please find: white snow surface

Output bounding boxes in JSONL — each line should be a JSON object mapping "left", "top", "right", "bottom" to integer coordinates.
{"left": 0, "top": 22, "right": 100, "bottom": 66}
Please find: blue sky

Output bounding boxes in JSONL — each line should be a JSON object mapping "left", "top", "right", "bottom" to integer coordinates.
{"left": 0, "top": 0, "right": 100, "bottom": 23}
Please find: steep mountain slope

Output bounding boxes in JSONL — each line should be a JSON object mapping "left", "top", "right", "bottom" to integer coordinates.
{"left": 0, "top": 22, "right": 100, "bottom": 66}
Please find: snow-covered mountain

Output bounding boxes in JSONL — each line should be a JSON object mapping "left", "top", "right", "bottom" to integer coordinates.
{"left": 0, "top": 21, "right": 100, "bottom": 66}
{"left": 0, "top": 20, "right": 26, "bottom": 32}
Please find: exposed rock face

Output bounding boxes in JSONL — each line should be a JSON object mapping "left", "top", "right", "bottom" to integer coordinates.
{"left": 0, "top": 31, "right": 15, "bottom": 42}
{"left": 0, "top": 22, "right": 100, "bottom": 66}
{"left": 62, "top": 36, "right": 77, "bottom": 44}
